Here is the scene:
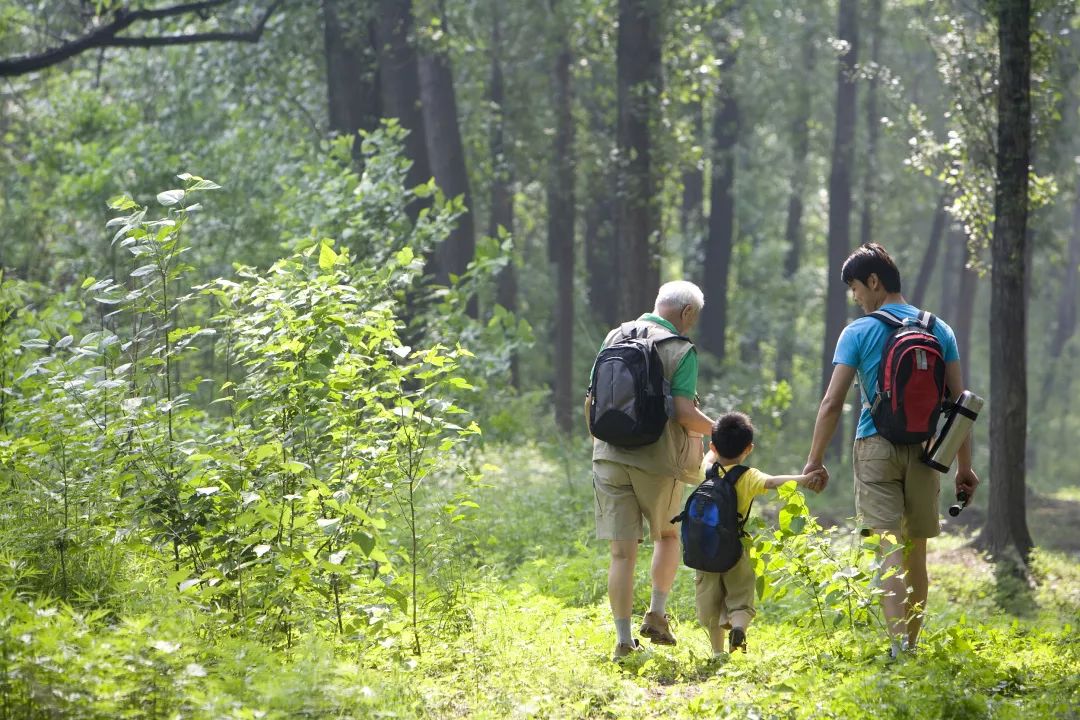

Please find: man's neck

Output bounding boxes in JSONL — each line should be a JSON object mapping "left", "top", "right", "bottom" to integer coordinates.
{"left": 652, "top": 308, "right": 682, "bottom": 334}
{"left": 872, "top": 293, "right": 906, "bottom": 312}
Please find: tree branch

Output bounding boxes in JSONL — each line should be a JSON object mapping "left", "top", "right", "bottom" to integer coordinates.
{"left": 104, "top": 1, "right": 283, "bottom": 48}
{"left": 0, "top": 0, "right": 280, "bottom": 77}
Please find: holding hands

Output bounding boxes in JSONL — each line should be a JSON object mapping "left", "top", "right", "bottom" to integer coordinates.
{"left": 801, "top": 467, "right": 828, "bottom": 494}
{"left": 802, "top": 461, "right": 830, "bottom": 494}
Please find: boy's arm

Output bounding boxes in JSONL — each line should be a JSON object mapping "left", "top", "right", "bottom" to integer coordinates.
{"left": 762, "top": 470, "right": 826, "bottom": 492}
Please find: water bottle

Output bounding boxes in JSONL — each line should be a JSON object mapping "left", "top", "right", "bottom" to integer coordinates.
{"left": 923, "top": 390, "right": 984, "bottom": 473}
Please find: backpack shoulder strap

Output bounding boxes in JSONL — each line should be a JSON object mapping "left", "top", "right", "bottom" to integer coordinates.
{"left": 869, "top": 309, "right": 903, "bottom": 328}
{"left": 721, "top": 465, "right": 754, "bottom": 533}
{"left": 617, "top": 321, "right": 690, "bottom": 346}
{"left": 720, "top": 464, "right": 750, "bottom": 485}
{"left": 872, "top": 308, "right": 939, "bottom": 332}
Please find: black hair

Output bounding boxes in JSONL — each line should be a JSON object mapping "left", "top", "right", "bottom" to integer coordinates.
{"left": 840, "top": 242, "right": 902, "bottom": 293}
{"left": 711, "top": 411, "right": 754, "bottom": 459}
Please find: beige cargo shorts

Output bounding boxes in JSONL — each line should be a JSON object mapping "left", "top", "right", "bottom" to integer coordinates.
{"left": 853, "top": 434, "right": 941, "bottom": 539}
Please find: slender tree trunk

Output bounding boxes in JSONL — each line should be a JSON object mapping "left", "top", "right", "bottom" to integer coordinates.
{"left": 585, "top": 189, "right": 618, "bottom": 327}
{"left": 418, "top": 25, "right": 476, "bottom": 313}
{"left": 910, "top": 192, "right": 949, "bottom": 308}
{"left": 939, "top": 214, "right": 962, "bottom": 321}
{"left": 978, "top": 0, "right": 1034, "bottom": 564}
{"left": 858, "top": 0, "right": 883, "bottom": 248}
{"left": 822, "top": 0, "right": 859, "bottom": 459}
{"left": 323, "top": 0, "right": 380, "bottom": 161}
{"left": 776, "top": 27, "right": 816, "bottom": 383}
{"left": 615, "top": 0, "right": 662, "bottom": 320}
{"left": 549, "top": 31, "right": 576, "bottom": 434}
{"left": 1048, "top": 194, "right": 1080, "bottom": 360}
{"left": 951, "top": 229, "right": 977, "bottom": 385}
{"left": 374, "top": 0, "right": 431, "bottom": 217}
{"left": 488, "top": 5, "right": 518, "bottom": 387}
{"left": 681, "top": 101, "right": 705, "bottom": 287}
{"left": 700, "top": 56, "right": 738, "bottom": 361}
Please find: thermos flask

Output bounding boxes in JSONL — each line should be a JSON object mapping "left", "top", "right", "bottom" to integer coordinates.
{"left": 923, "top": 390, "right": 984, "bottom": 473}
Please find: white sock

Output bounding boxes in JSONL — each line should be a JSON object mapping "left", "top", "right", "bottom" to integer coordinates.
{"left": 615, "top": 617, "right": 633, "bottom": 645}
{"left": 649, "top": 588, "right": 668, "bottom": 616}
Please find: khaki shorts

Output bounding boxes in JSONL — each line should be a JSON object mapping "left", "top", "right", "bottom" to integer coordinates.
{"left": 695, "top": 552, "right": 756, "bottom": 630}
{"left": 593, "top": 460, "right": 683, "bottom": 541}
{"left": 853, "top": 434, "right": 941, "bottom": 539}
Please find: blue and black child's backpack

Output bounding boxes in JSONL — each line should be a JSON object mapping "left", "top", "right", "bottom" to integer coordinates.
{"left": 671, "top": 463, "right": 752, "bottom": 573}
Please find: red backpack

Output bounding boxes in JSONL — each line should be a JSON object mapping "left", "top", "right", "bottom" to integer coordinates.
{"left": 866, "top": 309, "right": 947, "bottom": 444}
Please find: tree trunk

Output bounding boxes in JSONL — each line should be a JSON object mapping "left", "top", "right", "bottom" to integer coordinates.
{"left": 978, "top": 0, "right": 1034, "bottom": 564}
{"left": 1048, "top": 193, "right": 1080, "bottom": 360}
{"left": 858, "top": 0, "right": 883, "bottom": 248}
{"left": 822, "top": 0, "right": 859, "bottom": 459}
{"left": 374, "top": 0, "right": 432, "bottom": 217}
{"left": 549, "top": 35, "right": 576, "bottom": 434}
{"left": 488, "top": 6, "right": 518, "bottom": 388}
{"left": 323, "top": 0, "right": 380, "bottom": 161}
{"left": 418, "top": 27, "right": 476, "bottom": 312}
{"left": 700, "top": 56, "right": 738, "bottom": 361}
{"left": 681, "top": 101, "right": 705, "bottom": 287}
{"left": 776, "top": 26, "right": 816, "bottom": 383}
{"left": 614, "top": 0, "right": 662, "bottom": 320}
{"left": 951, "top": 229, "right": 977, "bottom": 385}
{"left": 910, "top": 192, "right": 949, "bottom": 308}
{"left": 585, "top": 190, "right": 618, "bottom": 328}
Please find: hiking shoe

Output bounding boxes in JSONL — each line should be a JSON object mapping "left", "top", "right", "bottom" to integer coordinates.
{"left": 639, "top": 611, "right": 677, "bottom": 646}
{"left": 729, "top": 627, "right": 747, "bottom": 653}
{"left": 612, "top": 639, "right": 642, "bottom": 661}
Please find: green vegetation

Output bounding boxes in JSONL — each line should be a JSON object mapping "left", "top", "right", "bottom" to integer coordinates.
{"left": 1, "top": 436, "right": 1077, "bottom": 718}
{"left": 1, "top": 1, "right": 1079, "bottom": 717}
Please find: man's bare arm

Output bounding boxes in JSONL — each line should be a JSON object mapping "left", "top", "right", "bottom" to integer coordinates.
{"left": 673, "top": 395, "right": 714, "bottom": 436}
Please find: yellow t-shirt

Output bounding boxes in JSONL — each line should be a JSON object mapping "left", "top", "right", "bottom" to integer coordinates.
{"left": 715, "top": 465, "right": 769, "bottom": 518}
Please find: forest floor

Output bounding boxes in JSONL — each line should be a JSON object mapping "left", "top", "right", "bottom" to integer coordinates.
{"left": 949, "top": 486, "right": 1080, "bottom": 555}
{"left": 393, "top": 532, "right": 1079, "bottom": 720}
{"left": 377, "top": 458, "right": 1080, "bottom": 720}
{"left": 5, "top": 448, "right": 1078, "bottom": 719}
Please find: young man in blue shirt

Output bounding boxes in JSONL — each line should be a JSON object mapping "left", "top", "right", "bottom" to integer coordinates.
{"left": 805, "top": 243, "right": 980, "bottom": 657}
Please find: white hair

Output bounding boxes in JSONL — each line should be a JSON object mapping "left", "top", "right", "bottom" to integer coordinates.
{"left": 654, "top": 280, "right": 704, "bottom": 312}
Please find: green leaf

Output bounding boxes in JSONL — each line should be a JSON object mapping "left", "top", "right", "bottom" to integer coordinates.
{"left": 130, "top": 264, "right": 158, "bottom": 278}
{"left": 251, "top": 444, "right": 279, "bottom": 463}
{"left": 108, "top": 194, "right": 139, "bottom": 211}
{"left": 316, "top": 518, "right": 341, "bottom": 533}
{"left": 318, "top": 242, "right": 339, "bottom": 270}
{"left": 157, "top": 189, "right": 185, "bottom": 206}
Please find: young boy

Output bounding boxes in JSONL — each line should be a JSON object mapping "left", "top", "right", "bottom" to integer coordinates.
{"left": 697, "top": 412, "right": 824, "bottom": 655}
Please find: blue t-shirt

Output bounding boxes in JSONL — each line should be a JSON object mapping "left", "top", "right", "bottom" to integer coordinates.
{"left": 834, "top": 303, "right": 960, "bottom": 439}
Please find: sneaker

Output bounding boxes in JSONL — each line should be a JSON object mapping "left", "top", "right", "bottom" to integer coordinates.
{"left": 729, "top": 627, "right": 747, "bottom": 653}
{"left": 612, "top": 638, "right": 642, "bottom": 661}
{"left": 639, "top": 611, "right": 677, "bottom": 646}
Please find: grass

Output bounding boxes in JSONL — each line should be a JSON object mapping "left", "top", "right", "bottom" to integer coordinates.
{"left": 396, "top": 532, "right": 1079, "bottom": 720}
{"left": 2, "top": 442, "right": 1078, "bottom": 719}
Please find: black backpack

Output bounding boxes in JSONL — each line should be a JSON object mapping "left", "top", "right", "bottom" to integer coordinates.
{"left": 866, "top": 309, "right": 947, "bottom": 445}
{"left": 587, "top": 323, "right": 688, "bottom": 448}
{"left": 671, "top": 464, "right": 751, "bottom": 573}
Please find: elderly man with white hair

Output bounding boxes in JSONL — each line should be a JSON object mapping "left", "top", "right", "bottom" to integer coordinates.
{"left": 585, "top": 280, "right": 715, "bottom": 660}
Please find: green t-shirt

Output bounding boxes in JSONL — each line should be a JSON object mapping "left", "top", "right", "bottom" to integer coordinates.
{"left": 590, "top": 313, "right": 698, "bottom": 398}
